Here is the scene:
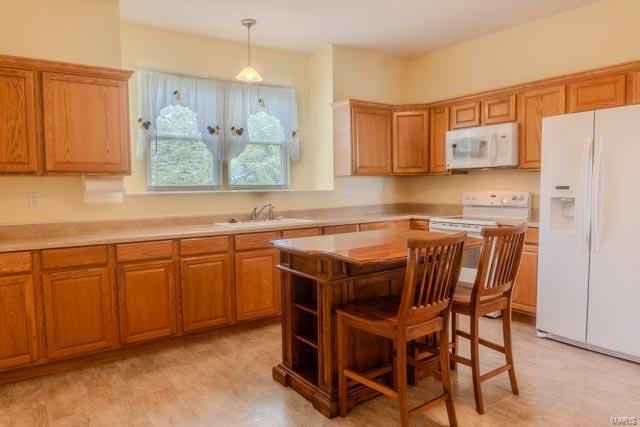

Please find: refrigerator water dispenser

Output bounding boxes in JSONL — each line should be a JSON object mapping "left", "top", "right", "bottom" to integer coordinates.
{"left": 549, "top": 183, "right": 576, "bottom": 232}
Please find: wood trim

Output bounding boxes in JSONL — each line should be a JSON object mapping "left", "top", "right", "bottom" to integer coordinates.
{"left": 0, "top": 54, "right": 133, "bottom": 80}
{"left": 41, "top": 245, "right": 108, "bottom": 270}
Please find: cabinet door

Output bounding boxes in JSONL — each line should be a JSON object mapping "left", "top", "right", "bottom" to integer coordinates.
{"left": 518, "top": 85, "right": 565, "bottom": 170}
{"left": 482, "top": 94, "right": 516, "bottom": 125}
{"left": 181, "top": 254, "right": 232, "bottom": 332}
{"left": 43, "top": 267, "right": 115, "bottom": 359}
{"left": 0, "top": 68, "right": 37, "bottom": 173}
{"left": 42, "top": 72, "right": 129, "bottom": 174}
{"left": 0, "top": 275, "right": 37, "bottom": 370}
{"left": 118, "top": 260, "right": 176, "bottom": 344}
{"left": 429, "top": 107, "right": 450, "bottom": 174}
{"left": 352, "top": 107, "right": 392, "bottom": 175}
{"left": 512, "top": 246, "right": 538, "bottom": 315}
{"left": 567, "top": 74, "right": 626, "bottom": 113}
{"left": 450, "top": 101, "right": 480, "bottom": 129}
{"left": 392, "top": 111, "right": 429, "bottom": 174}
{"left": 235, "top": 249, "right": 280, "bottom": 321}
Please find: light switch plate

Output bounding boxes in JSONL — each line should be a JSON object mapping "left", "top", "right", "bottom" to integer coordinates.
{"left": 343, "top": 184, "right": 353, "bottom": 196}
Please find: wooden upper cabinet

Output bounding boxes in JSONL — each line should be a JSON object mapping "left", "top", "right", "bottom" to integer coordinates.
{"left": 117, "top": 259, "right": 177, "bottom": 344}
{"left": 429, "top": 107, "right": 450, "bottom": 174}
{"left": 392, "top": 111, "right": 429, "bottom": 174}
{"left": 332, "top": 100, "right": 392, "bottom": 176}
{"left": 450, "top": 101, "right": 480, "bottom": 129}
{"left": 42, "top": 267, "right": 116, "bottom": 359}
{"left": 0, "top": 68, "right": 37, "bottom": 173}
{"left": 567, "top": 74, "right": 626, "bottom": 113}
{"left": 235, "top": 248, "right": 280, "bottom": 321}
{"left": 352, "top": 106, "right": 392, "bottom": 175}
{"left": 42, "top": 72, "right": 130, "bottom": 174}
{"left": 181, "top": 254, "right": 233, "bottom": 332}
{"left": 517, "top": 85, "right": 566, "bottom": 170}
{"left": 482, "top": 94, "right": 516, "bottom": 125}
{"left": 0, "top": 275, "right": 38, "bottom": 370}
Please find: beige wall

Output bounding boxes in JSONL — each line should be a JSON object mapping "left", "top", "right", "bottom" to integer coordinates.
{"left": 402, "top": 0, "right": 640, "bottom": 209}
{"left": 332, "top": 45, "right": 407, "bottom": 103}
{"left": 0, "top": 0, "right": 121, "bottom": 68}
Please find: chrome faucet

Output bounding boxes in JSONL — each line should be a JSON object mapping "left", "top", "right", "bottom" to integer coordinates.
{"left": 250, "top": 203, "right": 274, "bottom": 221}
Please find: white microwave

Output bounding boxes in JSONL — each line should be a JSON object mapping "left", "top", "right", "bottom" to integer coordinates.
{"left": 446, "top": 122, "right": 518, "bottom": 169}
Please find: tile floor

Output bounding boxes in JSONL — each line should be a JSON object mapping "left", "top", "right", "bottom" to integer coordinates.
{"left": 1, "top": 317, "right": 639, "bottom": 426}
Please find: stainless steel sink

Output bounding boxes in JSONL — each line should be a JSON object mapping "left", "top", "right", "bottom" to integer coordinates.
{"left": 215, "top": 218, "right": 314, "bottom": 228}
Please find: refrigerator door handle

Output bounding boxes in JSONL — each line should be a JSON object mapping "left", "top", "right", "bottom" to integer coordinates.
{"left": 593, "top": 137, "right": 604, "bottom": 253}
{"left": 584, "top": 136, "right": 593, "bottom": 252}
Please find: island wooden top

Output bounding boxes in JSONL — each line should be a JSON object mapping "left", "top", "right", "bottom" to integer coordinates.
{"left": 271, "top": 230, "right": 481, "bottom": 265}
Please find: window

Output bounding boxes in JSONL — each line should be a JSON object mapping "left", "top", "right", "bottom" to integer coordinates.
{"left": 148, "top": 104, "right": 219, "bottom": 188}
{"left": 229, "top": 111, "right": 287, "bottom": 187}
{"left": 137, "top": 70, "right": 299, "bottom": 191}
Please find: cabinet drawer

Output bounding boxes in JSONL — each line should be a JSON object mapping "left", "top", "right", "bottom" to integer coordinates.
{"left": 281, "top": 227, "right": 322, "bottom": 239}
{"left": 323, "top": 224, "right": 358, "bottom": 235}
{"left": 116, "top": 240, "right": 173, "bottom": 262}
{"left": 393, "top": 220, "right": 411, "bottom": 231}
{"left": 525, "top": 228, "right": 539, "bottom": 246}
{"left": 0, "top": 251, "right": 32, "bottom": 274}
{"left": 180, "top": 236, "right": 229, "bottom": 257}
{"left": 360, "top": 221, "right": 393, "bottom": 231}
{"left": 234, "top": 232, "right": 280, "bottom": 251}
{"left": 410, "top": 219, "right": 428, "bottom": 230}
{"left": 42, "top": 245, "right": 108, "bottom": 270}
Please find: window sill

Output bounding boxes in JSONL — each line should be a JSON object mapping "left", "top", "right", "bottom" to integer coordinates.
{"left": 126, "top": 188, "right": 334, "bottom": 196}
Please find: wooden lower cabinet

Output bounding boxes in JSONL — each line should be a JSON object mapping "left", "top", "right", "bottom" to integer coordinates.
{"left": 235, "top": 249, "right": 281, "bottom": 321}
{"left": 512, "top": 244, "right": 538, "bottom": 315}
{"left": 181, "top": 254, "right": 233, "bottom": 331}
{"left": 117, "top": 260, "right": 177, "bottom": 344}
{"left": 42, "top": 267, "right": 116, "bottom": 359}
{"left": 0, "top": 275, "right": 38, "bottom": 370}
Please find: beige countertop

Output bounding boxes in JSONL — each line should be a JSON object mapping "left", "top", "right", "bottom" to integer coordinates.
{"left": 0, "top": 211, "right": 538, "bottom": 254}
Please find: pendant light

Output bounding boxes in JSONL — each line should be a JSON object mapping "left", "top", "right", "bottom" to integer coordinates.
{"left": 236, "top": 18, "right": 263, "bottom": 83}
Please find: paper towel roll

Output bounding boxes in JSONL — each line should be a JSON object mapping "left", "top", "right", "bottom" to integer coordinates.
{"left": 83, "top": 176, "right": 124, "bottom": 204}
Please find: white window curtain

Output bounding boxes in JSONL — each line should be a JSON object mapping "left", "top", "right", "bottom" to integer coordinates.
{"left": 224, "top": 83, "right": 300, "bottom": 161}
{"left": 136, "top": 70, "right": 224, "bottom": 160}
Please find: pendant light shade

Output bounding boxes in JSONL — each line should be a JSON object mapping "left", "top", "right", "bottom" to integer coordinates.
{"left": 236, "top": 19, "right": 263, "bottom": 83}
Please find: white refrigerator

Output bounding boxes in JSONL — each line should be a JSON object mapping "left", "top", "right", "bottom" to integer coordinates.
{"left": 537, "top": 104, "right": 640, "bottom": 362}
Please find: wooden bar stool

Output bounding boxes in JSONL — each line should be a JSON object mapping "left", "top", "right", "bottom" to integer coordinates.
{"left": 449, "top": 224, "right": 527, "bottom": 415}
{"left": 337, "top": 232, "right": 466, "bottom": 427}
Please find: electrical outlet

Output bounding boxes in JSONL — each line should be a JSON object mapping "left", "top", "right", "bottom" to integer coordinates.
{"left": 425, "top": 185, "right": 433, "bottom": 193}
{"left": 343, "top": 184, "right": 353, "bottom": 197}
{"left": 28, "top": 192, "right": 41, "bottom": 208}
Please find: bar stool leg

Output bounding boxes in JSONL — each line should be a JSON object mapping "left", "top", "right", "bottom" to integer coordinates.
{"left": 337, "top": 314, "right": 349, "bottom": 417}
{"left": 440, "top": 317, "right": 458, "bottom": 427}
{"left": 450, "top": 311, "right": 458, "bottom": 370}
{"left": 396, "top": 337, "right": 409, "bottom": 427}
{"left": 502, "top": 306, "right": 519, "bottom": 395}
{"left": 470, "top": 314, "right": 484, "bottom": 414}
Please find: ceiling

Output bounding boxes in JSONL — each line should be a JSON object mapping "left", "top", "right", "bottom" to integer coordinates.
{"left": 119, "top": 0, "right": 601, "bottom": 58}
